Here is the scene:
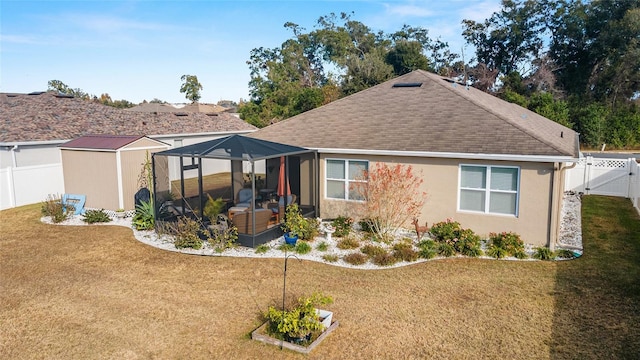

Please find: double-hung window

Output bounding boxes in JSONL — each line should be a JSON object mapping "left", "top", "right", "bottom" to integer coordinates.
{"left": 458, "top": 165, "right": 520, "bottom": 216}
{"left": 326, "top": 159, "right": 368, "bottom": 201}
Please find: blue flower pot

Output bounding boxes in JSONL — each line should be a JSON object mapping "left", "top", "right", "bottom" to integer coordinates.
{"left": 284, "top": 233, "right": 298, "bottom": 245}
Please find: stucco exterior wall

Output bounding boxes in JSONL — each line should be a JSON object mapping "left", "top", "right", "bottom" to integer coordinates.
{"left": 319, "top": 154, "right": 556, "bottom": 246}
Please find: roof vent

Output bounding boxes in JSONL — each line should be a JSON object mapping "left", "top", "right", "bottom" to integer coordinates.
{"left": 55, "top": 94, "right": 74, "bottom": 99}
{"left": 206, "top": 113, "right": 219, "bottom": 116}
{"left": 174, "top": 112, "right": 188, "bottom": 117}
{"left": 6, "top": 94, "right": 18, "bottom": 97}
{"left": 392, "top": 82, "right": 422, "bottom": 88}
{"left": 28, "top": 91, "right": 46, "bottom": 96}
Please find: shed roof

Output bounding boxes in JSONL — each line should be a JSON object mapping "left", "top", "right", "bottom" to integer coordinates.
{"left": 0, "top": 92, "right": 256, "bottom": 143}
{"left": 251, "top": 70, "right": 579, "bottom": 159}
{"left": 153, "top": 134, "right": 314, "bottom": 162}
{"left": 60, "top": 135, "right": 166, "bottom": 150}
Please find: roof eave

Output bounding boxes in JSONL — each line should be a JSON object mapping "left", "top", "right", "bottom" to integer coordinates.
{"left": 313, "top": 147, "right": 579, "bottom": 163}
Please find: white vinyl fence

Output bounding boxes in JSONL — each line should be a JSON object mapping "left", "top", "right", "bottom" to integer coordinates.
{"left": 0, "top": 163, "right": 65, "bottom": 210}
{"left": 565, "top": 156, "right": 640, "bottom": 214}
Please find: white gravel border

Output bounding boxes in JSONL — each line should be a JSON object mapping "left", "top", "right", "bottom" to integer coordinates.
{"left": 41, "top": 192, "right": 583, "bottom": 268}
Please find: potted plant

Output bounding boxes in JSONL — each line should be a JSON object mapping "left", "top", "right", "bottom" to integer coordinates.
{"left": 281, "top": 204, "right": 307, "bottom": 245}
{"left": 115, "top": 208, "right": 126, "bottom": 218}
{"left": 264, "top": 292, "right": 333, "bottom": 345}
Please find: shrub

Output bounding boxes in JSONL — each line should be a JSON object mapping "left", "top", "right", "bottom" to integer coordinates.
{"left": 352, "top": 163, "right": 427, "bottom": 241}
{"left": 332, "top": 216, "right": 354, "bottom": 237}
{"left": 486, "top": 232, "right": 526, "bottom": 259}
{"left": 372, "top": 252, "right": 398, "bottom": 266}
{"left": 358, "top": 218, "right": 380, "bottom": 234}
{"left": 556, "top": 248, "right": 577, "bottom": 259}
{"left": 278, "top": 243, "right": 295, "bottom": 252}
{"left": 41, "top": 194, "right": 72, "bottom": 223}
{"left": 203, "top": 194, "right": 225, "bottom": 222}
{"left": 301, "top": 217, "right": 319, "bottom": 241}
{"left": 255, "top": 244, "right": 269, "bottom": 254}
{"left": 361, "top": 244, "right": 388, "bottom": 258}
{"left": 132, "top": 200, "right": 155, "bottom": 230}
{"left": 322, "top": 254, "right": 339, "bottom": 262}
{"left": 173, "top": 217, "right": 203, "bottom": 250}
{"left": 437, "top": 243, "right": 456, "bottom": 257}
{"left": 429, "top": 219, "right": 462, "bottom": 242}
{"left": 343, "top": 252, "right": 368, "bottom": 265}
{"left": 264, "top": 293, "right": 333, "bottom": 343}
{"left": 206, "top": 226, "right": 238, "bottom": 252}
{"left": 418, "top": 239, "right": 438, "bottom": 259}
{"left": 82, "top": 209, "right": 111, "bottom": 224}
{"left": 282, "top": 204, "right": 308, "bottom": 239}
{"left": 392, "top": 242, "right": 419, "bottom": 262}
{"left": 456, "top": 229, "right": 483, "bottom": 257}
{"left": 315, "top": 241, "right": 328, "bottom": 252}
{"left": 295, "top": 241, "right": 312, "bottom": 255}
{"left": 533, "top": 247, "right": 555, "bottom": 260}
{"left": 337, "top": 235, "right": 360, "bottom": 250}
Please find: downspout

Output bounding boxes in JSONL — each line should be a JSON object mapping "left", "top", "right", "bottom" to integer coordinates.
{"left": 549, "top": 161, "right": 578, "bottom": 251}
{"left": 10, "top": 145, "right": 18, "bottom": 167}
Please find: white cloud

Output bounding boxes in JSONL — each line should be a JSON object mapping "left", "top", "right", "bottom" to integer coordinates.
{"left": 383, "top": 3, "right": 434, "bottom": 18}
{"left": 458, "top": 0, "right": 502, "bottom": 22}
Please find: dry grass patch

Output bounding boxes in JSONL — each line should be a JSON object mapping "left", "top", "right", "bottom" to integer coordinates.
{"left": 1, "top": 196, "right": 639, "bottom": 359}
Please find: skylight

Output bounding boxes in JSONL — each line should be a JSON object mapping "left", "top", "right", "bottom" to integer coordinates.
{"left": 392, "top": 82, "right": 423, "bottom": 88}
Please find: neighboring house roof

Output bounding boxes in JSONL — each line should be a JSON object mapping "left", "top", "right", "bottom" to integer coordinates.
{"left": 60, "top": 135, "right": 164, "bottom": 150}
{"left": 127, "top": 102, "right": 228, "bottom": 114}
{"left": 0, "top": 92, "right": 256, "bottom": 144}
{"left": 252, "top": 70, "right": 579, "bottom": 159}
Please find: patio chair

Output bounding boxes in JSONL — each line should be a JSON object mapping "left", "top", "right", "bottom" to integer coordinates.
{"left": 61, "top": 194, "right": 86, "bottom": 215}
{"left": 235, "top": 188, "right": 254, "bottom": 208}
{"left": 269, "top": 194, "right": 297, "bottom": 222}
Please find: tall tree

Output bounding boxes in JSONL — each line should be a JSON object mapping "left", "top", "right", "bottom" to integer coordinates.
{"left": 462, "top": 0, "right": 544, "bottom": 88}
{"left": 180, "top": 75, "right": 203, "bottom": 103}
{"left": 47, "top": 80, "right": 90, "bottom": 99}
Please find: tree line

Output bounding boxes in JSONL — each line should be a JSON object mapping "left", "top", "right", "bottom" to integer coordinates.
{"left": 239, "top": 1, "right": 639, "bottom": 149}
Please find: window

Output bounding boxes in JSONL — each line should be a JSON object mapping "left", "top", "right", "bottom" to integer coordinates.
{"left": 326, "top": 159, "right": 368, "bottom": 200}
{"left": 459, "top": 165, "right": 520, "bottom": 216}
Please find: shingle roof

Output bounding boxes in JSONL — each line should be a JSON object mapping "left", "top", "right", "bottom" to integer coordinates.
{"left": 126, "top": 102, "right": 227, "bottom": 114}
{"left": 251, "top": 70, "right": 579, "bottom": 158}
{"left": 0, "top": 92, "right": 256, "bottom": 143}
{"left": 60, "top": 135, "right": 146, "bottom": 150}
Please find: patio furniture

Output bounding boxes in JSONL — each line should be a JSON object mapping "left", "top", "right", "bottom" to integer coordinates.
{"left": 269, "top": 194, "right": 297, "bottom": 223}
{"left": 62, "top": 194, "right": 86, "bottom": 215}
{"left": 235, "top": 188, "right": 254, "bottom": 208}
{"left": 232, "top": 208, "right": 274, "bottom": 234}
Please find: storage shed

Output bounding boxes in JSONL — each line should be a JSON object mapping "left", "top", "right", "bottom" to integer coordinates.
{"left": 60, "top": 135, "right": 170, "bottom": 211}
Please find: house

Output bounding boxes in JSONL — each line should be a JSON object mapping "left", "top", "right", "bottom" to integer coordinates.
{"left": 0, "top": 92, "right": 256, "bottom": 210}
{"left": 251, "top": 70, "right": 580, "bottom": 248}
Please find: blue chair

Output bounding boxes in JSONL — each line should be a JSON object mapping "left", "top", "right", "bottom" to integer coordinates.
{"left": 235, "top": 188, "right": 254, "bottom": 208}
{"left": 61, "top": 194, "right": 86, "bottom": 215}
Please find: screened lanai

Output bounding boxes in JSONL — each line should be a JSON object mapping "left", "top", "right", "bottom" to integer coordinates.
{"left": 152, "top": 134, "right": 318, "bottom": 248}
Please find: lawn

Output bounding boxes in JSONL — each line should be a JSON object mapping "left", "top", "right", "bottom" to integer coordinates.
{"left": 1, "top": 196, "right": 639, "bottom": 359}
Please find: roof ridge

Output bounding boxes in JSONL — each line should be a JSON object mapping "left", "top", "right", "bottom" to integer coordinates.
{"left": 424, "top": 71, "right": 572, "bottom": 156}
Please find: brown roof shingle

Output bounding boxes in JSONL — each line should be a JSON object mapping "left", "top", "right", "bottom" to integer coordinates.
{"left": 0, "top": 92, "right": 256, "bottom": 143}
{"left": 252, "top": 70, "right": 579, "bottom": 158}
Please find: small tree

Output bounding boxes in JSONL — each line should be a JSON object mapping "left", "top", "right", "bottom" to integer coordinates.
{"left": 354, "top": 163, "right": 427, "bottom": 241}
{"left": 180, "top": 74, "right": 203, "bottom": 103}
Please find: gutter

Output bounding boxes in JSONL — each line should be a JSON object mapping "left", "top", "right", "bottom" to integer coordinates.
{"left": 313, "top": 147, "right": 579, "bottom": 164}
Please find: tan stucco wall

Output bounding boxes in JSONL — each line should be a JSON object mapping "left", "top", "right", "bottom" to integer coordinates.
{"left": 319, "top": 154, "right": 556, "bottom": 246}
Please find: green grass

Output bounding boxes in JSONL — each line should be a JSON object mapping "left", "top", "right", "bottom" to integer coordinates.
{"left": 550, "top": 196, "right": 640, "bottom": 358}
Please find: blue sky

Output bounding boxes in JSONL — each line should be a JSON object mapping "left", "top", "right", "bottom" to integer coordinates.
{"left": 1, "top": 0, "right": 500, "bottom": 104}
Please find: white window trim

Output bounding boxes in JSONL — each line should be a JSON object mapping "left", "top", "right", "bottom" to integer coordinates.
{"left": 457, "top": 164, "right": 520, "bottom": 217}
{"left": 325, "top": 158, "right": 369, "bottom": 201}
